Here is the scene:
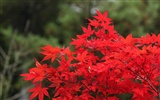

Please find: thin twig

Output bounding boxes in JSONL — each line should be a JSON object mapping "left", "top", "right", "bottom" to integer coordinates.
{"left": 1, "top": 33, "right": 15, "bottom": 98}
{"left": 0, "top": 47, "right": 6, "bottom": 58}
{"left": 119, "top": 59, "right": 158, "bottom": 94}
{"left": 4, "top": 86, "right": 31, "bottom": 100}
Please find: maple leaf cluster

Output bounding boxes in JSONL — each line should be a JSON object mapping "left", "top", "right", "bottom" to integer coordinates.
{"left": 21, "top": 10, "right": 160, "bottom": 100}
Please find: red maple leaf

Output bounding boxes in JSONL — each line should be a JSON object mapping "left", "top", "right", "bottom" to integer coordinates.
{"left": 71, "top": 38, "right": 85, "bottom": 48}
{"left": 20, "top": 60, "right": 47, "bottom": 82}
{"left": 93, "top": 10, "right": 109, "bottom": 22}
{"left": 88, "top": 19, "right": 99, "bottom": 28}
{"left": 122, "top": 34, "right": 137, "bottom": 45}
{"left": 76, "top": 25, "right": 94, "bottom": 39}
{"left": 28, "top": 83, "right": 50, "bottom": 100}
{"left": 20, "top": 72, "right": 37, "bottom": 81}
{"left": 41, "top": 45, "right": 60, "bottom": 62}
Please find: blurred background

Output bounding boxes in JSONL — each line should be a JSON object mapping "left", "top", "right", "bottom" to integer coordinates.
{"left": 0, "top": 0, "right": 160, "bottom": 100}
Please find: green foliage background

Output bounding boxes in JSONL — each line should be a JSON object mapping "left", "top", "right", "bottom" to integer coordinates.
{"left": 0, "top": 0, "right": 159, "bottom": 99}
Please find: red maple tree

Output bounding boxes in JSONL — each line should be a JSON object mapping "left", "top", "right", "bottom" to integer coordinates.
{"left": 21, "top": 10, "right": 160, "bottom": 100}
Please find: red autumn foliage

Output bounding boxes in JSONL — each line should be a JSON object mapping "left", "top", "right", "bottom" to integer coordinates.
{"left": 20, "top": 10, "right": 160, "bottom": 100}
